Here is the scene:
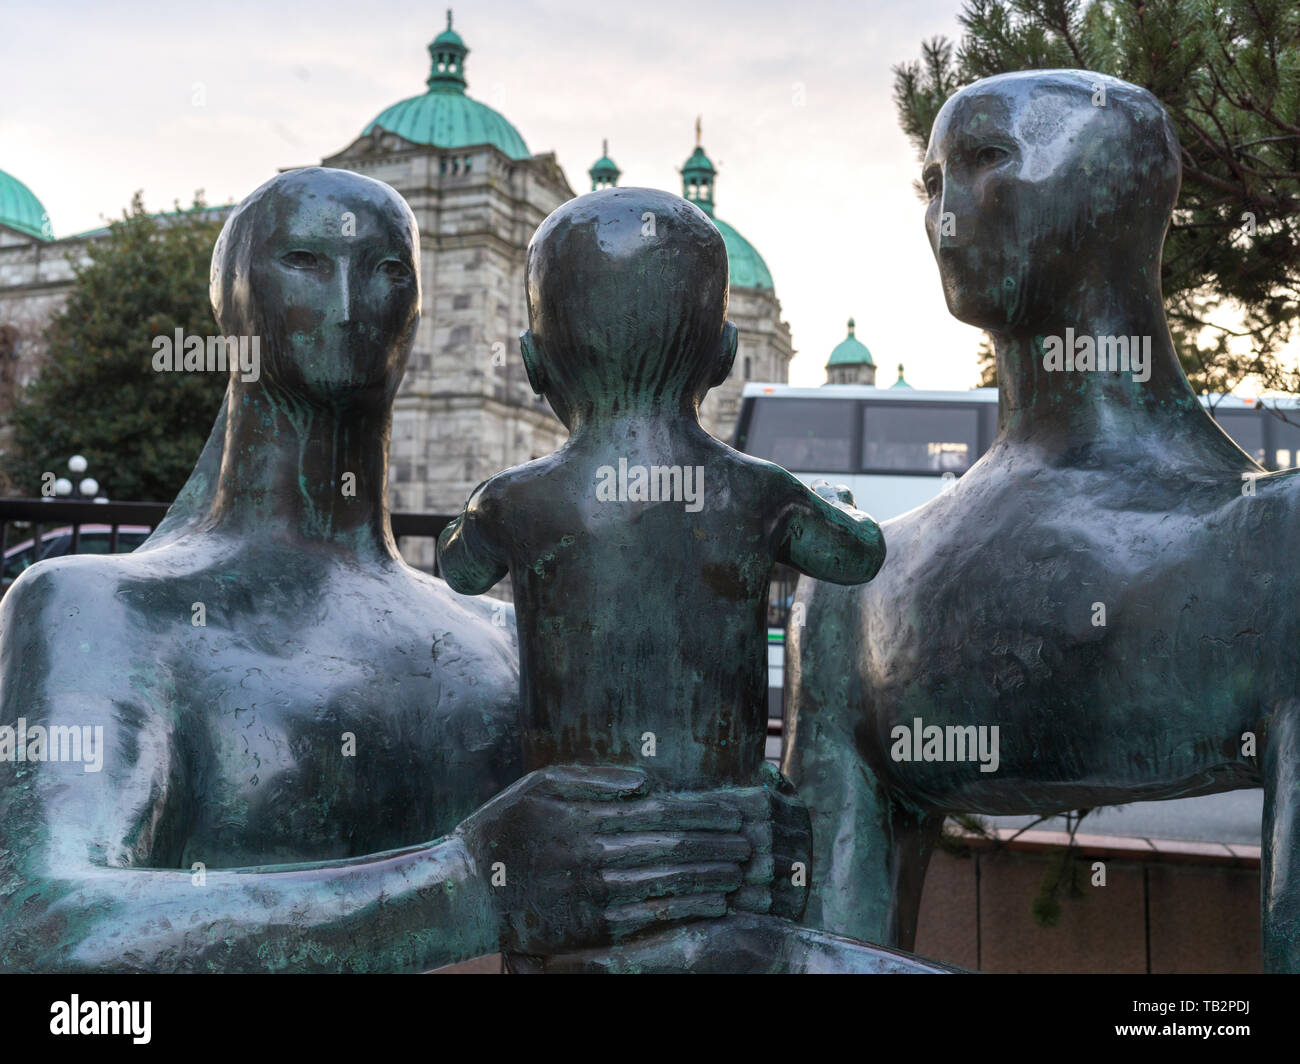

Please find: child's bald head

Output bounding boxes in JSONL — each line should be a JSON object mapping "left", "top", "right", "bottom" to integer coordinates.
{"left": 523, "top": 188, "right": 736, "bottom": 426}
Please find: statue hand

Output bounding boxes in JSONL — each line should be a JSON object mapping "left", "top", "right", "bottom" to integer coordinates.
{"left": 456, "top": 764, "right": 752, "bottom": 956}
{"left": 717, "top": 763, "right": 813, "bottom": 921}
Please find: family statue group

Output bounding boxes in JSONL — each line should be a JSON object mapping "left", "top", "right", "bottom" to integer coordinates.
{"left": 2, "top": 70, "right": 1297, "bottom": 974}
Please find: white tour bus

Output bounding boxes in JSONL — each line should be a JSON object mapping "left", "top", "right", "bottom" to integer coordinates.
{"left": 736, "top": 381, "right": 1300, "bottom": 738}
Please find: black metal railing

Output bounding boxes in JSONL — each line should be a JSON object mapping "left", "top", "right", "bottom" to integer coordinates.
{"left": 0, "top": 498, "right": 454, "bottom": 593}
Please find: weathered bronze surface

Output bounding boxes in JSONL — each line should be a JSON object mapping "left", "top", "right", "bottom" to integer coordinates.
{"left": 784, "top": 70, "right": 1300, "bottom": 971}
{"left": 438, "top": 187, "right": 954, "bottom": 971}
{"left": 0, "top": 168, "right": 779, "bottom": 972}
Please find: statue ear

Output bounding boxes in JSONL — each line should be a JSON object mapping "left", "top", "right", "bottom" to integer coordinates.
{"left": 709, "top": 321, "right": 739, "bottom": 389}
{"left": 520, "top": 330, "right": 547, "bottom": 396}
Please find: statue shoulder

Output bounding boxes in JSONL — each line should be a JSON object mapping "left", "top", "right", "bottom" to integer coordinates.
{"left": 1, "top": 551, "right": 129, "bottom": 627}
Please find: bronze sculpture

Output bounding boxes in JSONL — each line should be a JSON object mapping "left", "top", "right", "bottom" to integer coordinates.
{"left": 439, "top": 187, "right": 955, "bottom": 972}
{"left": 784, "top": 70, "right": 1300, "bottom": 971}
{"left": 0, "top": 168, "right": 780, "bottom": 971}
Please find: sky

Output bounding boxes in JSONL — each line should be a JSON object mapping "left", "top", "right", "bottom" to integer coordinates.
{"left": 2, "top": 0, "right": 988, "bottom": 388}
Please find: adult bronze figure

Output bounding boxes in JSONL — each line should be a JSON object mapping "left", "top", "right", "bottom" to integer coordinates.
{"left": 783, "top": 71, "right": 1300, "bottom": 971}
{"left": 0, "top": 167, "right": 768, "bottom": 972}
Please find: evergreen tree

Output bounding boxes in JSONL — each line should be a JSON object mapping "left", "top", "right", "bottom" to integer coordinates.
{"left": 894, "top": 0, "right": 1300, "bottom": 393}
{"left": 8, "top": 193, "right": 226, "bottom": 501}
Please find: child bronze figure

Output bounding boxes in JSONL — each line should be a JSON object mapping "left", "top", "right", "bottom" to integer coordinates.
{"left": 439, "top": 188, "right": 922, "bottom": 972}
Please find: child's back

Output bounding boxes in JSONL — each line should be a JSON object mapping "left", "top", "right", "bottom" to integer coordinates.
{"left": 439, "top": 186, "right": 882, "bottom": 789}
{"left": 461, "top": 423, "right": 826, "bottom": 787}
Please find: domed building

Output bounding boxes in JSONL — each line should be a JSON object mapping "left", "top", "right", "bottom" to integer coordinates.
{"left": 0, "top": 13, "right": 793, "bottom": 522}
{"left": 677, "top": 130, "right": 792, "bottom": 437}
{"left": 585, "top": 128, "right": 793, "bottom": 439}
{"left": 588, "top": 141, "right": 620, "bottom": 191}
{"left": 825, "top": 318, "right": 876, "bottom": 386}
{"left": 320, "top": 12, "right": 576, "bottom": 557}
{"left": 0, "top": 168, "right": 51, "bottom": 244}
{"left": 0, "top": 168, "right": 81, "bottom": 461}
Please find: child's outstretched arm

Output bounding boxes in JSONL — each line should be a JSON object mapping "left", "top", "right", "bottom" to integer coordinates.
{"left": 775, "top": 475, "right": 885, "bottom": 586}
{"left": 437, "top": 478, "right": 511, "bottom": 595}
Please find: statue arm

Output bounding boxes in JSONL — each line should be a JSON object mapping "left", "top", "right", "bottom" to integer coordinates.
{"left": 2, "top": 808, "right": 498, "bottom": 974}
{"left": 437, "top": 478, "right": 510, "bottom": 595}
{"left": 773, "top": 474, "right": 885, "bottom": 586}
{"left": 781, "top": 576, "right": 937, "bottom": 948}
{"left": 0, "top": 568, "right": 496, "bottom": 973}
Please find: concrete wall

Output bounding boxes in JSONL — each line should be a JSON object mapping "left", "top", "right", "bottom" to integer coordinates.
{"left": 914, "top": 843, "right": 1261, "bottom": 973}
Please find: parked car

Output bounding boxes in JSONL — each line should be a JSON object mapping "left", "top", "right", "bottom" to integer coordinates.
{"left": 1, "top": 524, "right": 152, "bottom": 594}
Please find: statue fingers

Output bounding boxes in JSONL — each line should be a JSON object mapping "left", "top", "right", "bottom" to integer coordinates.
{"left": 713, "top": 785, "right": 769, "bottom": 821}
{"left": 604, "top": 894, "right": 730, "bottom": 938}
{"left": 598, "top": 861, "right": 744, "bottom": 906}
{"left": 740, "top": 851, "right": 775, "bottom": 886}
{"left": 593, "top": 831, "right": 752, "bottom": 868}
{"left": 727, "top": 884, "right": 772, "bottom": 915}
{"left": 535, "top": 764, "right": 651, "bottom": 801}
{"left": 591, "top": 795, "right": 743, "bottom": 834}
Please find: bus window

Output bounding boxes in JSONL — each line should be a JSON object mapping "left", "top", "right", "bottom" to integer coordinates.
{"left": 1212, "top": 409, "right": 1265, "bottom": 466}
{"left": 767, "top": 563, "right": 799, "bottom": 629}
{"left": 1263, "top": 408, "right": 1300, "bottom": 471}
{"left": 862, "top": 403, "right": 980, "bottom": 474}
{"left": 742, "top": 398, "right": 856, "bottom": 472}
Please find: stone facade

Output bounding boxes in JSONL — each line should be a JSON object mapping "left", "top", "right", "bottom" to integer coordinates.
{"left": 0, "top": 29, "right": 793, "bottom": 539}
{"left": 826, "top": 359, "right": 876, "bottom": 387}
{"left": 704, "top": 283, "right": 793, "bottom": 436}
{"left": 0, "top": 230, "right": 86, "bottom": 473}
{"left": 320, "top": 133, "right": 575, "bottom": 566}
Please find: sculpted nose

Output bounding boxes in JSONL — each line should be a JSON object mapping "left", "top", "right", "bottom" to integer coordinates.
{"left": 935, "top": 183, "right": 972, "bottom": 251}
{"left": 334, "top": 256, "right": 353, "bottom": 323}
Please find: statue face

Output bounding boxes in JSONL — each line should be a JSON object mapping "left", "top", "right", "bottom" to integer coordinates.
{"left": 245, "top": 172, "right": 420, "bottom": 403}
{"left": 922, "top": 76, "right": 1115, "bottom": 332}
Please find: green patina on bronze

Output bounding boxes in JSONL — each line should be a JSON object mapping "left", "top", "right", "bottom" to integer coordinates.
{"left": 0, "top": 168, "right": 522, "bottom": 971}
{"left": 437, "top": 187, "right": 953, "bottom": 971}
{"left": 784, "top": 70, "right": 1300, "bottom": 972}
{"left": 0, "top": 167, "right": 950, "bottom": 973}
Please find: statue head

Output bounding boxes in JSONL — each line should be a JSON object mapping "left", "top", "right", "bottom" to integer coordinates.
{"left": 521, "top": 187, "right": 737, "bottom": 427}
{"left": 922, "top": 70, "right": 1181, "bottom": 332}
{"left": 210, "top": 166, "right": 420, "bottom": 408}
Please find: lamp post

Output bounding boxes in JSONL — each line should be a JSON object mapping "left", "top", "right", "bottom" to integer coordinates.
{"left": 53, "top": 455, "right": 106, "bottom": 502}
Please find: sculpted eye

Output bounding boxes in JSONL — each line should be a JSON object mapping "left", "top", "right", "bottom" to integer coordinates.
{"left": 923, "top": 169, "right": 942, "bottom": 199}
{"left": 281, "top": 250, "right": 318, "bottom": 270}
{"left": 974, "top": 145, "right": 1010, "bottom": 168}
{"left": 377, "top": 259, "right": 411, "bottom": 281}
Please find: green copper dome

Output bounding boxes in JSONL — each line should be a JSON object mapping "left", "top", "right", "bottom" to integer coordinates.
{"left": 827, "top": 318, "right": 874, "bottom": 367}
{"left": 682, "top": 147, "right": 716, "bottom": 214}
{"left": 679, "top": 124, "right": 773, "bottom": 291}
{"left": 713, "top": 216, "right": 774, "bottom": 291}
{"left": 431, "top": 12, "right": 465, "bottom": 52}
{"left": 891, "top": 362, "right": 912, "bottom": 388}
{"left": 0, "top": 167, "right": 50, "bottom": 240}
{"left": 362, "top": 12, "right": 531, "bottom": 161}
{"left": 589, "top": 140, "right": 620, "bottom": 191}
